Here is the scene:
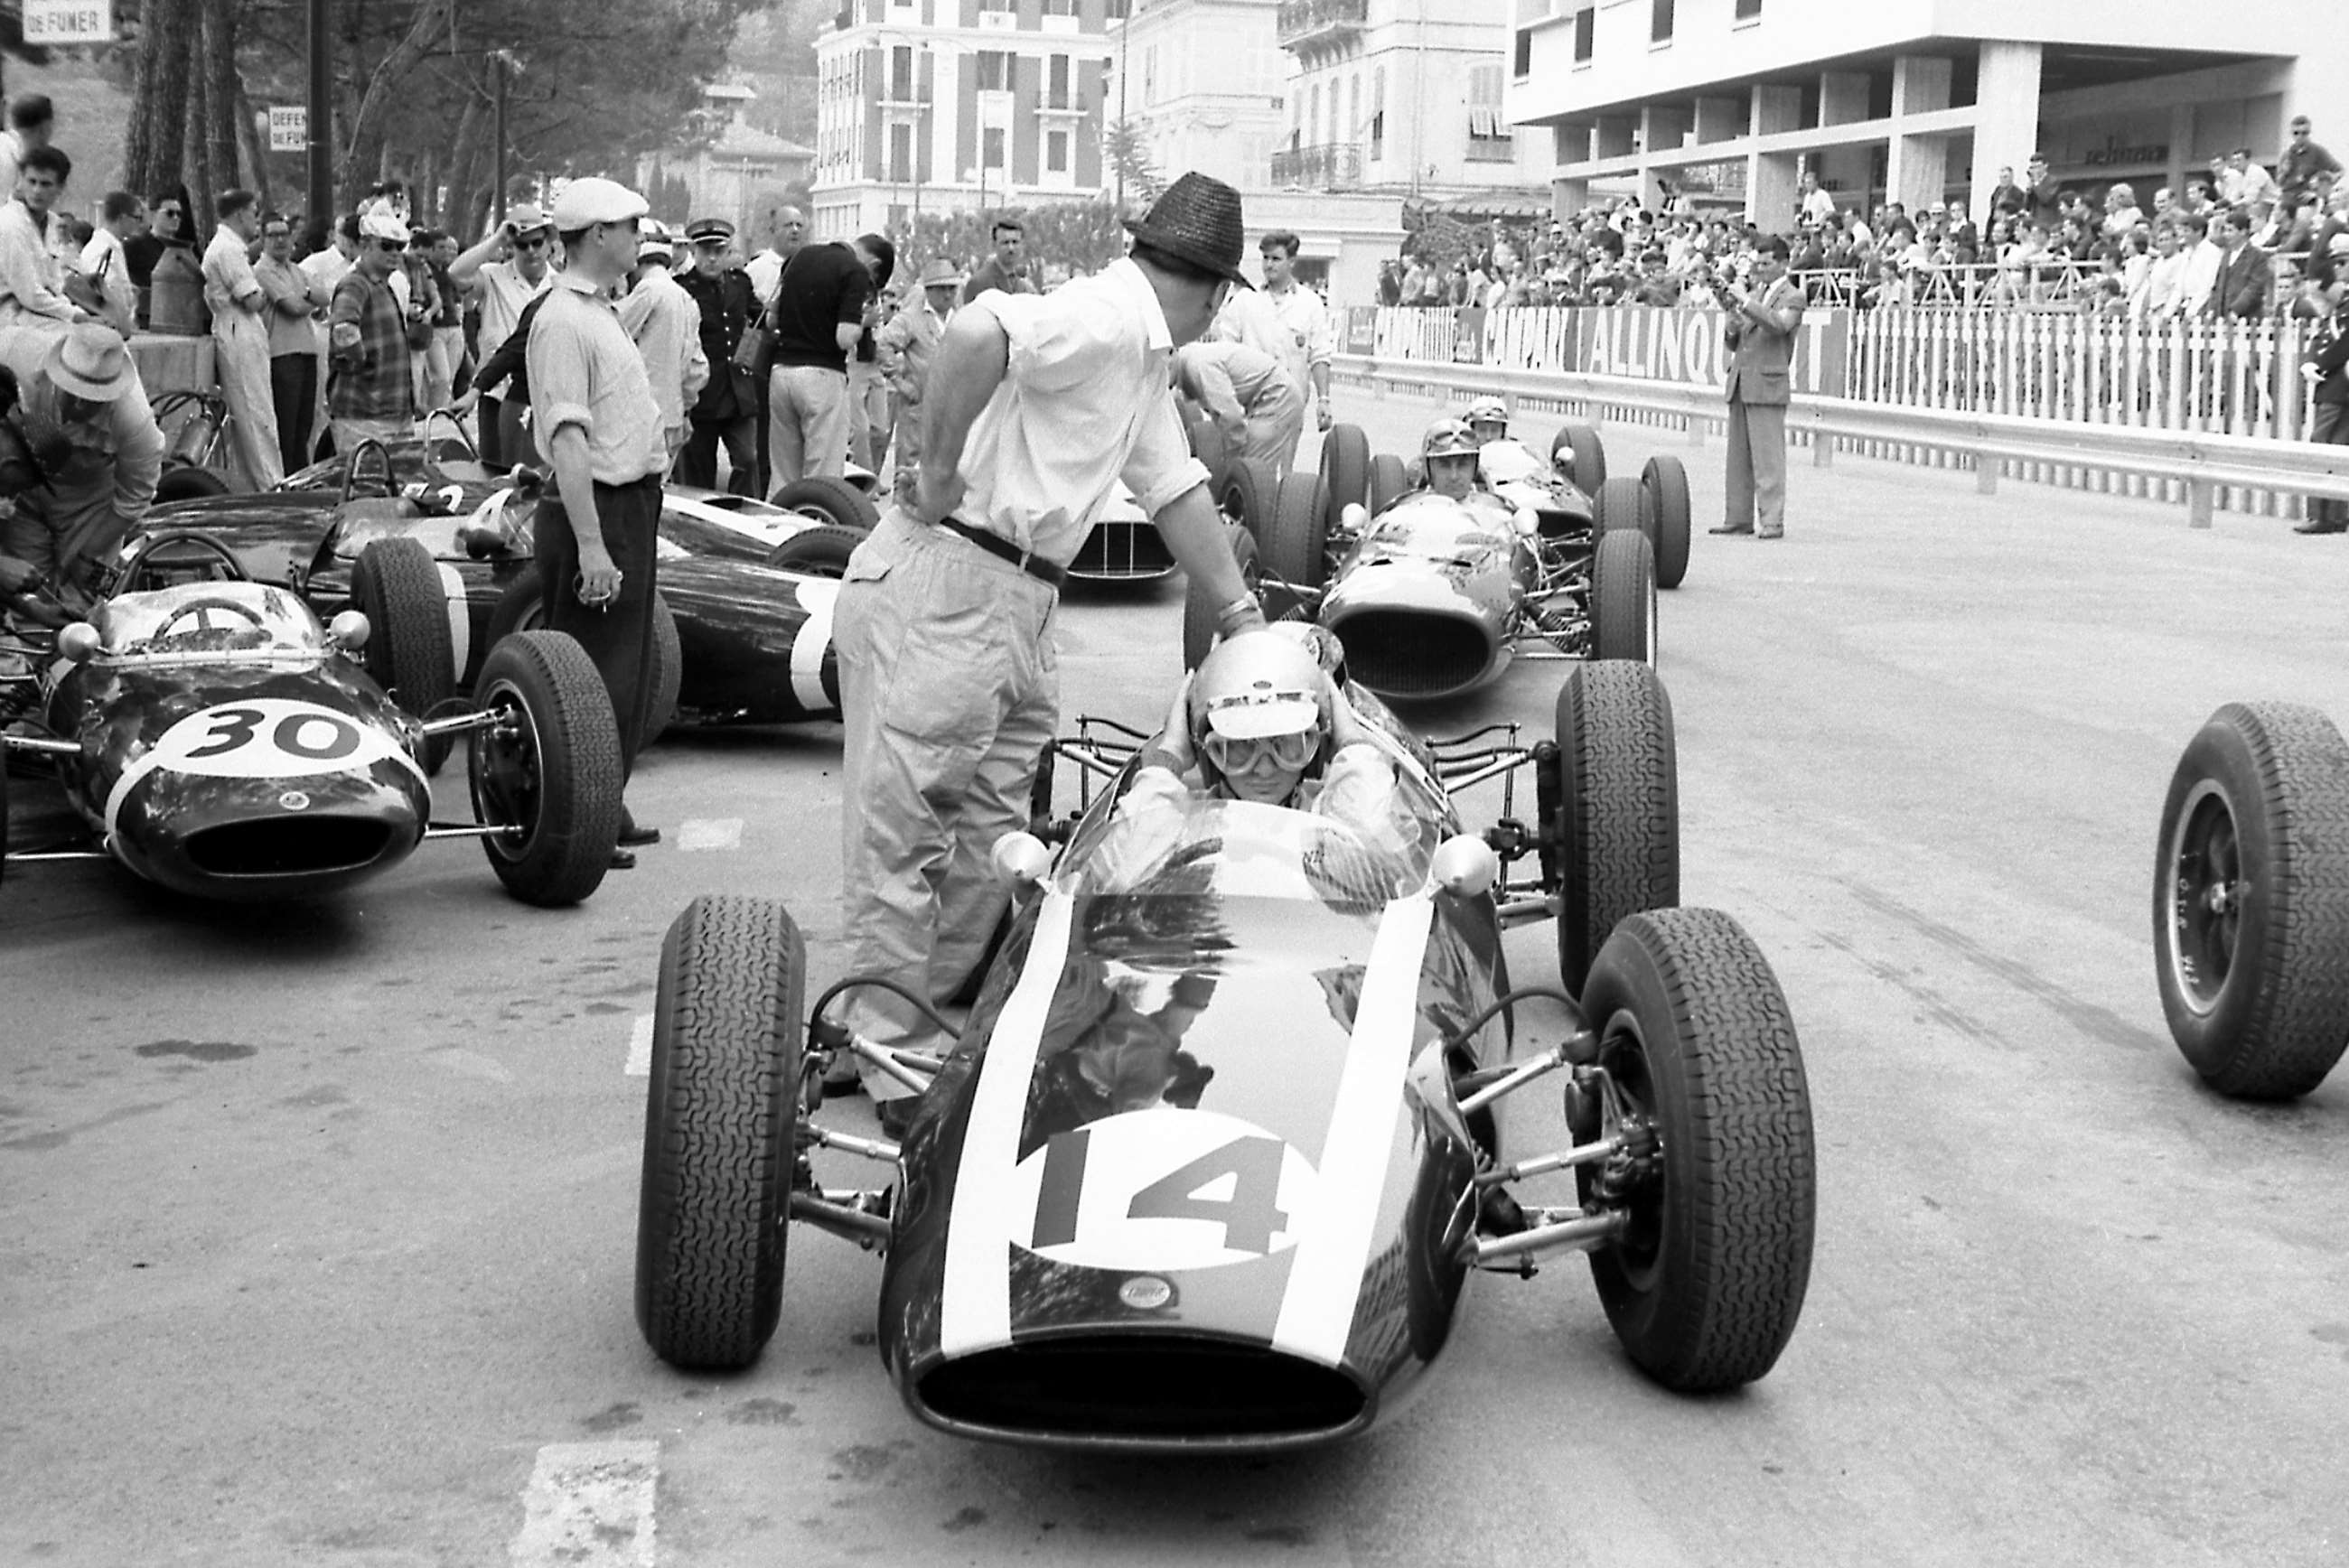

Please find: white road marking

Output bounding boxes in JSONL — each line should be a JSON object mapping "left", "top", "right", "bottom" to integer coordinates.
{"left": 624, "top": 1014, "right": 653, "bottom": 1077}
{"left": 508, "top": 1441, "right": 658, "bottom": 1567}
{"left": 675, "top": 817, "right": 744, "bottom": 852}
{"left": 1273, "top": 894, "right": 1436, "bottom": 1367}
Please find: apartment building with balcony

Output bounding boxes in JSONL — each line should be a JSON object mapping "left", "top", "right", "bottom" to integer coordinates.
{"left": 1276, "top": 0, "right": 1550, "bottom": 199}
{"left": 811, "top": 0, "right": 1126, "bottom": 238}
{"left": 1509, "top": 0, "right": 2349, "bottom": 228}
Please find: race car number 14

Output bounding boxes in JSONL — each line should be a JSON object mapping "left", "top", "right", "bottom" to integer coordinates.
{"left": 149, "top": 698, "right": 413, "bottom": 782}
{"left": 1006, "top": 1107, "right": 1317, "bottom": 1273}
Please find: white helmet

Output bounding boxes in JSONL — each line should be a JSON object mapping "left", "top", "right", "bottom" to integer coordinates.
{"left": 1189, "top": 629, "right": 1329, "bottom": 781}
{"left": 1464, "top": 397, "right": 1509, "bottom": 441}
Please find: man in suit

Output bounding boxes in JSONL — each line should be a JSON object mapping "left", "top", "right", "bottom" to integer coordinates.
{"left": 2206, "top": 210, "right": 2271, "bottom": 319}
{"left": 1713, "top": 235, "right": 1804, "bottom": 540}
{"left": 2292, "top": 256, "right": 2349, "bottom": 533}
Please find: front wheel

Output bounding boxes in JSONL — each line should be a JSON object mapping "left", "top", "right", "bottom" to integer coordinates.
{"left": 765, "top": 523, "right": 866, "bottom": 577}
{"left": 351, "top": 537, "right": 457, "bottom": 774}
{"left": 469, "top": 630, "right": 624, "bottom": 906}
{"left": 1259, "top": 471, "right": 1329, "bottom": 622}
{"left": 2153, "top": 703, "right": 2349, "bottom": 1098}
{"left": 1320, "top": 423, "right": 1370, "bottom": 516}
{"left": 769, "top": 474, "right": 879, "bottom": 531}
{"left": 1589, "top": 528, "right": 1656, "bottom": 665}
{"left": 1577, "top": 909, "right": 1815, "bottom": 1392}
{"left": 1182, "top": 525, "right": 1259, "bottom": 672}
{"left": 636, "top": 895, "right": 805, "bottom": 1370}
{"left": 1641, "top": 455, "right": 1691, "bottom": 591}
{"left": 1554, "top": 660, "right": 1678, "bottom": 994}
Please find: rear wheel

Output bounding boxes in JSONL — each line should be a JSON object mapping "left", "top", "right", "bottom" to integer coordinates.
{"left": 1576, "top": 909, "right": 1814, "bottom": 1391}
{"left": 765, "top": 523, "right": 866, "bottom": 577}
{"left": 647, "top": 600, "right": 682, "bottom": 741}
{"left": 351, "top": 537, "right": 457, "bottom": 774}
{"left": 154, "top": 463, "right": 233, "bottom": 504}
{"left": 1320, "top": 423, "right": 1370, "bottom": 516}
{"left": 1183, "top": 526, "right": 1260, "bottom": 672}
{"left": 1221, "top": 456, "right": 1277, "bottom": 539}
{"left": 636, "top": 895, "right": 804, "bottom": 1370}
{"left": 1641, "top": 456, "right": 1691, "bottom": 591}
{"left": 2154, "top": 703, "right": 2349, "bottom": 1098}
{"left": 1368, "top": 453, "right": 1408, "bottom": 518}
{"left": 1590, "top": 528, "right": 1657, "bottom": 665}
{"left": 1552, "top": 423, "right": 1605, "bottom": 494}
{"left": 1554, "top": 660, "right": 1679, "bottom": 994}
{"left": 1595, "top": 474, "right": 1647, "bottom": 546}
{"left": 1259, "top": 471, "right": 1329, "bottom": 622}
{"left": 769, "top": 474, "right": 879, "bottom": 531}
{"left": 469, "top": 630, "right": 624, "bottom": 907}
{"left": 1184, "top": 400, "right": 1231, "bottom": 492}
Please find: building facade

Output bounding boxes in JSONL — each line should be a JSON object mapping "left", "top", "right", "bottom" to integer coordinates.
{"left": 1276, "top": 0, "right": 1550, "bottom": 198}
{"left": 812, "top": 0, "right": 1125, "bottom": 238}
{"left": 639, "top": 85, "right": 815, "bottom": 241}
{"left": 1108, "top": 0, "right": 1290, "bottom": 199}
{"left": 1510, "top": 0, "right": 2349, "bottom": 226}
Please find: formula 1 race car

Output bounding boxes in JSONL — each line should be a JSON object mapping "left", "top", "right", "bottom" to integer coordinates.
{"left": 1197, "top": 423, "right": 1689, "bottom": 703}
{"left": 0, "top": 530, "right": 623, "bottom": 906}
{"left": 630, "top": 652, "right": 1817, "bottom": 1451}
{"left": 2153, "top": 703, "right": 2349, "bottom": 1099}
{"left": 162, "top": 437, "right": 853, "bottom": 739}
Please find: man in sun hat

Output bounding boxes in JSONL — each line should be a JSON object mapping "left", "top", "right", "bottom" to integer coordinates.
{"left": 873, "top": 257, "right": 962, "bottom": 503}
{"left": 0, "top": 323, "right": 162, "bottom": 602}
{"left": 326, "top": 208, "right": 416, "bottom": 451}
{"left": 448, "top": 201, "right": 555, "bottom": 467}
{"left": 528, "top": 175, "right": 669, "bottom": 859}
{"left": 828, "top": 170, "right": 1268, "bottom": 1134}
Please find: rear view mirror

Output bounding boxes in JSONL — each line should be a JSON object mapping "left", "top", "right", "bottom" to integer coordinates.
{"left": 991, "top": 831, "right": 1053, "bottom": 887}
{"left": 1430, "top": 835, "right": 1498, "bottom": 899}
{"left": 328, "top": 610, "right": 371, "bottom": 651}
{"left": 55, "top": 621, "right": 103, "bottom": 663}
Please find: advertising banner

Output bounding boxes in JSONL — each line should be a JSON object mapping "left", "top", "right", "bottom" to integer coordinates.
{"left": 1574, "top": 306, "right": 1850, "bottom": 395}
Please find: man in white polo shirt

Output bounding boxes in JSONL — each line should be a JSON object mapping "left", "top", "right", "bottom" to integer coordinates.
{"left": 830, "top": 172, "right": 1267, "bottom": 1133}
{"left": 528, "top": 177, "right": 669, "bottom": 859}
{"left": 449, "top": 201, "right": 554, "bottom": 468}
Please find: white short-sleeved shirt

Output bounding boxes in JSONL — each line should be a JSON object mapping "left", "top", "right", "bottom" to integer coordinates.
{"left": 955, "top": 257, "right": 1211, "bottom": 564}
{"left": 1264, "top": 282, "right": 1334, "bottom": 386}
{"left": 527, "top": 273, "right": 669, "bottom": 486}
{"left": 201, "top": 225, "right": 265, "bottom": 328}
{"left": 473, "top": 258, "right": 550, "bottom": 364}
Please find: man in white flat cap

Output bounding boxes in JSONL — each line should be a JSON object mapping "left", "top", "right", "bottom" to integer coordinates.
{"left": 529, "top": 176, "right": 669, "bottom": 858}
{"left": 617, "top": 228, "right": 707, "bottom": 466}
{"left": 327, "top": 209, "right": 416, "bottom": 451}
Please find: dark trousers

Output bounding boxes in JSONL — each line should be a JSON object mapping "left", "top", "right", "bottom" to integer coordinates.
{"left": 478, "top": 393, "right": 505, "bottom": 468}
{"left": 269, "top": 354, "right": 317, "bottom": 476}
{"left": 676, "top": 414, "right": 758, "bottom": 493}
{"left": 498, "top": 399, "right": 542, "bottom": 471}
{"left": 2312, "top": 400, "right": 2349, "bottom": 527}
{"left": 538, "top": 474, "right": 661, "bottom": 778}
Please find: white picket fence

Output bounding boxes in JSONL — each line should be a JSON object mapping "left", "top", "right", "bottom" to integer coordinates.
{"left": 1359, "top": 305, "right": 2336, "bottom": 518}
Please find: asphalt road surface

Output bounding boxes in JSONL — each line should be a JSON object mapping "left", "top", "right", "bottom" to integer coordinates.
{"left": 5, "top": 393, "right": 2346, "bottom": 1568}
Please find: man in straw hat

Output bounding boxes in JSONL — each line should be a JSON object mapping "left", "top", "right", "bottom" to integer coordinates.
{"left": 0, "top": 324, "right": 162, "bottom": 605}
{"left": 874, "top": 257, "right": 963, "bottom": 504}
{"left": 828, "top": 171, "right": 1267, "bottom": 1134}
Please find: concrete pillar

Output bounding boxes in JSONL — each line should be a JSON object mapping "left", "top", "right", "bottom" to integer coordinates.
{"left": 1753, "top": 84, "right": 1803, "bottom": 137}
{"left": 1890, "top": 131, "right": 1950, "bottom": 218}
{"left": 2165, "top": 102, "right": 2195, "bottom": 207}
{"left": 1892, "top": 54, "right": 1951, "bottom": 119}
{"left": 1554, "top": 174, "right": 1592, "bottom": 216}
{"left": 1820, "top": 70, "right": 1871, "bottom": 127}
{"left": 1696, "top": 95, "right": 1744, "bottom": 145}
{"left": 1749, "top": 150, "right": 1799, "bottom": 230}
{"left": 1967, "top": 40, "right": 2041, "bottom": 224}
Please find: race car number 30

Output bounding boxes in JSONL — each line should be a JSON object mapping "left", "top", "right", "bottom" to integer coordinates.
{"left": 149, "top": 698, "right": 410, "bottom": 781}
{"left": 1006, "top": 1107, "right": 1316, "bottom": 1273}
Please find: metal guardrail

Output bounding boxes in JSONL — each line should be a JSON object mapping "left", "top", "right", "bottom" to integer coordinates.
{"left": 1335, "top": 353, "right": 2349, "bottom": 529}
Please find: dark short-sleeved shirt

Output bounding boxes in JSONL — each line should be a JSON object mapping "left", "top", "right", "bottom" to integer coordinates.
{"left": 768, "top": 241, "right": 870, "bottom": 374}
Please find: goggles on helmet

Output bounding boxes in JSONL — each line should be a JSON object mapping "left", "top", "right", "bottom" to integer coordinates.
{"left": 1202, "top": 726, "right": 1319, "bottom": 773}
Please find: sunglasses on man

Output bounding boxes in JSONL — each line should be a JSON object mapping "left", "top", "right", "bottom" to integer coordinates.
{"left": 514, "top": 231, "right": 550, "bottom": 250}
{"left": 373, "top": 238, "right": 405, "bottom": 254}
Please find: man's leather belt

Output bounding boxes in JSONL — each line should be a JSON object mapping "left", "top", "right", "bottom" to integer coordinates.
{"left": 936, "top": 517, "right": 1065, "bottom": 587}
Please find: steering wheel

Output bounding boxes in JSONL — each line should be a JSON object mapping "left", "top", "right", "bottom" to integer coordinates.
{"left": 117, "top": 530, "right": 248, "bottom": 594}
{"left": 151, "top": 594, "right": 269, "bottom": 643}
{"left": 340, "top": 438, "right": 395, "bottom": 504}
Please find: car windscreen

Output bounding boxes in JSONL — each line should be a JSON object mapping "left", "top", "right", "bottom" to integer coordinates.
{"left": 101, "top": 582, "right": 326, "bottom": 656}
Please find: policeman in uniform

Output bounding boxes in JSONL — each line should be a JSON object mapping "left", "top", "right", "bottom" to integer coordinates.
{"left": 832, "top": 173, "right": 1267, "bottom": 1134}
{"left": 674, "top": 217, "right": 761, "bottom": 493}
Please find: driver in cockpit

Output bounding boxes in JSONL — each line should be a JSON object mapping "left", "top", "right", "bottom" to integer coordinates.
{"left": 1462, "top": 396, "right": 1511, "bottom": 446}
{"left": 1419, "top": 417, "right": 1486, "bottom": 503}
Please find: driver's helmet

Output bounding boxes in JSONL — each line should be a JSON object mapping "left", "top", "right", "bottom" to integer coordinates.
{"left": 1463, "top": 397, "right": 1510, "bottom": 444}
{"left": 1420, "top": 417, "right": 1482, "bottom": 498}
{"left": 1420, "top": 417, "right": 1480, "bottom": 460}
{"left": 1188, "top": 629, "right": 1331, "bottom": 798}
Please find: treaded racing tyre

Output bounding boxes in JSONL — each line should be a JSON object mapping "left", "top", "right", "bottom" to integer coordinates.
{"left": 1595, "top": 473, "right": 1648, "bottom": 550}
{"left": 468, "top": 630, "right": 623, "bottom": 907}
{"left": 1320, "top": 423, "right": 1371, "bottom": 516}
{"left": 1640, "top": 455, "right": 1692, "bottom": 591}
{"left": 2154, "top": 703, "right": 2349, "bottom": 1098}
{"left": 764, "top": 523, "right": 866, "bottom": 577}
{"left": 636, "top": 894, "right": 804, "bottom": 1370}
{"left": 1183, "top": 526, "right": 1260, "bottom": 672}
{"left": 1555, "top": 660, "right": 1679, "bottom": 994}
{"left": 1368, "top": 453, "right": 1408, "bottom": 518}
{"left": 1553, "top": 422, "right": 1606, "bottom": 494}
{"left": 486, "top": 566, "right": 680, "bottom": 744}
{"left": 1259, "top": 471, "right": 1330, "bottom": 623}
{"left": 1576, "top": 908, "right": 1814, "bottom": 1392}
{"left": 1221, "top": 456, "right": 1277, "bottom": 541}
{"left": 153, "top": 463, "right": 232, "bottom": 503}
{"left": 1589, "top": 528, "right": 1657, "bottom": 665}
{"left": 1184, "top": 399, "right": 1231, "bottom": 492}
{"left": 769, "top": 474, "right": 880, "bottom": 531}
{"left": 351, "top": 537, "right": 457, "bottom": 775}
